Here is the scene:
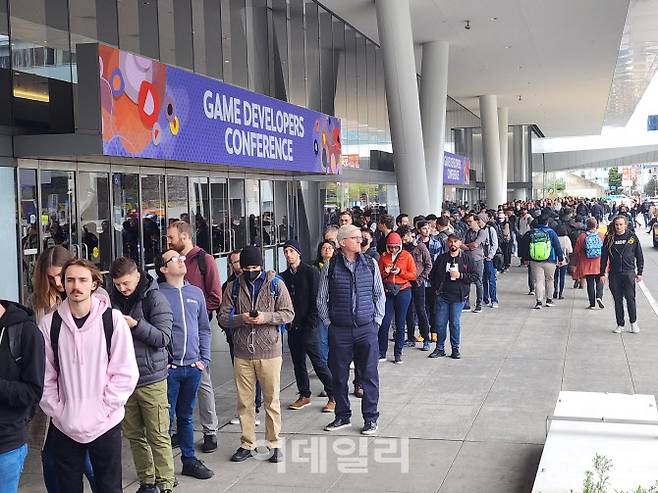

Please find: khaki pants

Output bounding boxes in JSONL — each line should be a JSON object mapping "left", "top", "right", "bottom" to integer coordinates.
{"left": 530, "top": 261, "right": 556, "bottom": 304}
{"left": 122, "top": 379, "right": 175, "bottom": 490}
{"left": 234, "top": 356, "right": 282, "bottom": 449}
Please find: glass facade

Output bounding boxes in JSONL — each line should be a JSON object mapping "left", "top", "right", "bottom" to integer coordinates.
{"left": 3, "top": 0, "right": 392, "bottom": 156}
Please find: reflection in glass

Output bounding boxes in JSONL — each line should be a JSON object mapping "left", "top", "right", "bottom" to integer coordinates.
{"left": 260, "top": 180, "right": 275, "bottom": 247}
{"left": 229, "top": 178, "right": 248, "bottom": 249}
{"left": 190, "top": 177, "right": 211, "bottom": 253}
{"left": 304, "top": 1, "right": 320, "bottom": 111}
{"left": 140, "top": 175, "right": 164, "bottom": 266}
{"left": 244, "top": 179, "right": 261, "bottom": 247}
{"left": 288, "top": 0, "right": 305, "bottom": 106}
{"left": 270, "top": 0, "right": 288, "bottom": 102}
{"left": 39, "top": 170, "right": 76, "bottom": 251}
{"left": 19, "top": 169, "right": 38, "bottom": 301}
{"left": 78, "top": 172, "right": 111, "bottom": 271}
{"left": 112, "top": 173, "right": 141, "bottom": 266}
{"left": 210, "top": 178, "right": 230, "bottom": 253}
{"left": 166, "top": 175, "right": 189, "bottom": 225}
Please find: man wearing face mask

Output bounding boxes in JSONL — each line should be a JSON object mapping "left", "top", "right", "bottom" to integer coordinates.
{"left": 219, "top": 246, "right": 294, "bottom": 464}
{"left": 428, "top": 234, "right": 479, "bottom": 359}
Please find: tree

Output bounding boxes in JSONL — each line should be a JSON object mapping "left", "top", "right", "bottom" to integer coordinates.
{"left": 608, "top": 167, "right": 622, "bottom": 190}
{"left": 645, "top": 176, "right": 658, "bottom": 196}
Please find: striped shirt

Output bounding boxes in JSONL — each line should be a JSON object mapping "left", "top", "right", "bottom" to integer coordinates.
{"left": 317, "top": 253, "right": 386, "bottom": 327}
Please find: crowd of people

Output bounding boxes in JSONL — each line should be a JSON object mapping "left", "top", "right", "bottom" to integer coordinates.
{"left": 0, "top": 196, "right": 647, "bottom": 493}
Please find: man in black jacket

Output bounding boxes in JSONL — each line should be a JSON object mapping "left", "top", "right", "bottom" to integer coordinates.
{"left": 280, "top": 240, "right": 334, "bottom": 413}
{"left": 0, "top": 300, "right": 44, "bottom": 493}
{"left": 109, "top": 257, "right": 175, "bottom": 493}
{"left": 600, "top": 216, "right": 644, "bottom": 334}
{"left": 428, "top": 235, "right": 479, "bottom": 359}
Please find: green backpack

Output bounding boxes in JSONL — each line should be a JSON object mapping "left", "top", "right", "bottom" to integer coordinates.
{"left": 529, "top": 229, "right": 551, "bottom": 261}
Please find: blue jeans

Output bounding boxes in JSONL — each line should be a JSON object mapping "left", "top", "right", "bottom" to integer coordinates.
{"left": 318, "top": 319, "right": 329, "bottom": 366}
{"left": 0, "top": 444, "right": 27, "bottom": 493}
{"left": 553, "top": 264, "right": 568, "bottom": 297}
{"left": 482, "top": 259, "right": 498, "bottom": 304}
{"left": 378, "top": 288, "right": 412, "bottom": 359}
{"left": 42, "top": 431, "right": 96, "bottom": 492}
{"left": 168, "top": 365, "right": 203, "bottom": 464}
{"left": 434, "top": 297, "right": 466, "bottom": 351}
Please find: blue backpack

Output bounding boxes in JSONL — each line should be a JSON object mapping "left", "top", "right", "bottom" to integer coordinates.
{"left": 231, "top": 274, "right": 286, "bottom": 334}
{"left": 584, "top": 232, "right": 603, "bottom": 259}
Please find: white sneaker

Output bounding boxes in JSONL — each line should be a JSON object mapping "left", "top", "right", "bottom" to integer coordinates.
{"left": 612, "top": 326, "right": 622, "bottom": 334}
{"left": 378, "top": 357, "right": 387, "bottom": 363}
{"left": 349, "top": 361, "right": 355, "bottom": 369}
{"left": 255, "top": 415, "right": 261, "bottom": 426}
{"left": 491, "top": 302, "right": 499, "bottom": 309}
{"left": 230, "top": 416, "right": 240, "bottom": 425}
{"left": 630, "top": 322, "right": 640, "bottom": 334}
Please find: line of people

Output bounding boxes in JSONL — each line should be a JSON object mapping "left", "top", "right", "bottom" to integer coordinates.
{"left": 0, "top": 196, "right": 647, "bottom": 493}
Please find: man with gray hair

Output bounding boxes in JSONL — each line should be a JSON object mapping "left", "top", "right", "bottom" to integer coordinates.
{"left": 317, "top": 225, "right": 385, "bottom": 435}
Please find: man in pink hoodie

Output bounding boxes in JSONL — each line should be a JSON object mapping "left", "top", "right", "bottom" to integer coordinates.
{"left": 38, "top": 259, "right": 139, "bottom": 493}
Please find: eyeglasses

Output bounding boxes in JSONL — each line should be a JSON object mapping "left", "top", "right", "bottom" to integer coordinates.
{"left": 348, "top": 236, "right": 363, "bottom": 241}
{"left": 164, "top": 255, "right": 186, "bottom": 266}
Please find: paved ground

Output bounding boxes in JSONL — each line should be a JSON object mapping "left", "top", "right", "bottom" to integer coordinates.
{"left": 19, "top": 233, "right": 658, "bottom": 492}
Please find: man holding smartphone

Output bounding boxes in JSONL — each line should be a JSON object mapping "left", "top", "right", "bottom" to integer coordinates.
{"left": 219, "top": 246, "right": 294, "bottom": 464}
{"left": 429, "top": 234, "right": 479, "bottom": 359}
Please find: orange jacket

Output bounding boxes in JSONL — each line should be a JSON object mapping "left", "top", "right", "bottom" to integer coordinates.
{"left": 378, "top": 250, "right": 417, "bottom": 289}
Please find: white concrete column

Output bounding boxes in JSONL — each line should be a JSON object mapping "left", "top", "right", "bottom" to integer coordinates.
{"left": 375, "top": 0, "right": 430, "bottom": 217}
{"left": 498, "top": 106, "right": 509, "bottom": 203}
{"left": 479, "top": 95, "right": 505, "bottom": 208}
{"left": 420, "top": 41, "right": 449, "bottom": 213}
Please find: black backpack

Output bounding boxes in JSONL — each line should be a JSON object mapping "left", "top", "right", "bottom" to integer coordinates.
{"left": 4, "top": 324, "right": 25, "bottom": 366}
{"left": 50, "top": 308, "right": 114, "bottom": 374}
{"left": 196, "top": 249, "right": 208, "bottom": 277}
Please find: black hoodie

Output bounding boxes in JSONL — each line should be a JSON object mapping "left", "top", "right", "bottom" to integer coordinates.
{"left": 0, "top": 300, "right": 45, "bottom": 454}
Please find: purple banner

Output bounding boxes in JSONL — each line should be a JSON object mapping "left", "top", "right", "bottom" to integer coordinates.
{"left": 443, "top": 151, "right": 471, "bottom": 185}
{"left": 100, "top": 45, "right": 341, "bottom": 174}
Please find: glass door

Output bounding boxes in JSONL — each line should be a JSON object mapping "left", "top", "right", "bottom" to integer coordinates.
{"left": 260, "top": 180, "right": 277, "bottom": 271}
{"left": 112, "top": 172, "right": 141, "bottom": 266}
{"left": 190, "top": 176, "right": 211, "bottom": 253}
{"left": 229, "top": 178, "right": 249, "bottom": 251}
{"left": 273, "top": 180, "right": 290, "bottom": 271}
{"left": 140, "top": 174, "right": 165, "bottom": 269}
{"left": 18, "top": 168, "right": 39, "bottom": 303}
{"left": 39, "top": 169, "right": 77, "bottom": 253}
{"left": 77, "top": 171, "right": 112, "bottom": 272}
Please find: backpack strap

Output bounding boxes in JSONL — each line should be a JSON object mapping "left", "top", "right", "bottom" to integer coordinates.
{"left": 50, "top": 311, "right": 63, "bottom": 373}
{"left": 51, "top": 309, "right": 113, "bottom": 373}
{"left": 102, "top": 308, "right": 114, "bottom": 361}
{"left": 197, "top": 250, "right": 207, "bottom": 277}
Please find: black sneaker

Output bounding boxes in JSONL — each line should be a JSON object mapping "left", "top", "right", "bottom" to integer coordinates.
{"left": 136, "top": 485, "right": 159, "bottom": 493}
{"left": 170, "top": 433, "right": 179, "bottom": 449}
{"left": 552, "top": 292, "right": 558, "bottom": 300}
{"left": 361, "top": 421, "right": 378, "bottom": 435}
{"left": 181, "top": 459, "right": 214, "bottom": 479}
{"left": 596, "top": 298, "right": 605, "bottom": 309}
{"left": 545, "top": 299, "right": 554, "bottom": 307}
{"left": 268, "top": 448, "right": 284, "bottom": 463}
{"left": 230, "top": 447, "right": 253, "bottom": 462}
{"left": 428, "top": 348, "right": 446, "bottom": 358}
{"left": 324, "top": 417, "right": 351, "bottom": 431}
{"left": 472, "top": 305, "right": 482, "bottom": 313}
{"left": 202, "top": 434, "right": 217, "bottom": 453}
{"left": 450, "top": 350, "right": 461, "bottom": 359}
{"left": 534, "top": 302, "right": 542, "bottom": 310}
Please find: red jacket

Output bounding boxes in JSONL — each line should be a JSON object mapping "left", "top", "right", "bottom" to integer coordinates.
{"left": 184, "top": 246, "right": 223, "bottom": 312}
{"left": 573, "top": 231, "right": 607, "bottom": 278}
{"left": 378, "top": 250, "right": 417, "bottom": 290}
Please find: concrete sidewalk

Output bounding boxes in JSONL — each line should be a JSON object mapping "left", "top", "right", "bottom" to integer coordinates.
{"left": 19, "top": 237, "right": 658, "bottom": 492}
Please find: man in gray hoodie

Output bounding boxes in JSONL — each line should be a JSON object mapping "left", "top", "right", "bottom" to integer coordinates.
{"left": 157, "top": 250, "right": 213, "bottom": 480}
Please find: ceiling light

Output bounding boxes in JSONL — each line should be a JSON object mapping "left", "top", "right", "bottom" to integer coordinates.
{"left": 505, "top": 45, "right": 512, "bottom": 49}
{"left": 490, "top": 17, "right": 498, "bottom": 21}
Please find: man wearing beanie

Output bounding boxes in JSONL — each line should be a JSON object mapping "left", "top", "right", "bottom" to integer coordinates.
{"left": 317, "top": 225, "right": 386, "bottom": 435}
{"left": 280, "top": 240, "right": 335, "bottom": 413}
{"left": 219, "top": 246, "right": 294, "bottom": 464}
